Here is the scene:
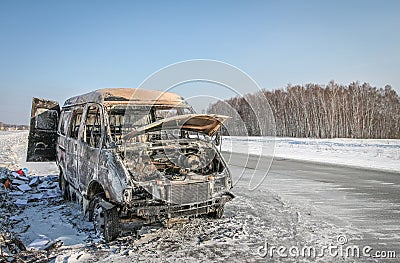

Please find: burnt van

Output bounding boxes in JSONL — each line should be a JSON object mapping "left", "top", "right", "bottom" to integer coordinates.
{"left": 27, "top": 88, "right": 233, "bottom": 241}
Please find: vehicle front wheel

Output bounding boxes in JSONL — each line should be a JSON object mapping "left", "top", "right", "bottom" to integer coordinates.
{"left": 209, "top": 205, "right": 224, "bottom": 219}
{"left": 89, "top": 194, "right": 120, "bottom": 242}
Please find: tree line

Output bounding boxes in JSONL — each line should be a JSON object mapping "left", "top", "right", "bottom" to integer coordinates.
{"left": 0, "top": 122, "right": 29, "bottom": 131}
{"left": 207, "top": 81, "right": 400, "bottom": 139}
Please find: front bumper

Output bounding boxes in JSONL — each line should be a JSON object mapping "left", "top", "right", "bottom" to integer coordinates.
{"left": 131, "top": 193, "right": 234, "bottom": 223}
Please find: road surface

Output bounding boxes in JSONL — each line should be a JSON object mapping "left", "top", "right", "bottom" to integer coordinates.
{"left": 225, "top": 151, "right": 400, "bottom": 260}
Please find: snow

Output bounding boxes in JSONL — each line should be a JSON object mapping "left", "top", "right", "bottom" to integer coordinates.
{"left": 221, "top": 136, "right": 400, "bottom": 173}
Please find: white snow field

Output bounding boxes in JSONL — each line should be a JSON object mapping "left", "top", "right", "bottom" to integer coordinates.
{"left": 221, "top": 136, "right": 400, "bottom": 173}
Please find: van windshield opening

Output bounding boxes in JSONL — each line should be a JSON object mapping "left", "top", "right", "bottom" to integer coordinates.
{"left": 108, "top": 105, "right": 194, "bottom": 143}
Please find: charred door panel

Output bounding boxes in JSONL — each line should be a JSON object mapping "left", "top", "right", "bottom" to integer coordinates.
{"left": 65, "top": 108, "right": 83, "bottom": 188}
{"left": 27, "top": 98, "right": 60, "bottom": 162}
{"left": 78, "top": 145, "right": 100, "bottom": 192}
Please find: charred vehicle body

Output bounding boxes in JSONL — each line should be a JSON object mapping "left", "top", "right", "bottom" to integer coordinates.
{"left": 27, "top": 88, "right": 233, "bottom": 241}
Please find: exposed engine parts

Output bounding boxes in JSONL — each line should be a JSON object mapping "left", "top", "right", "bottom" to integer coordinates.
{"left": 120, "top": 136, "right": 224, "bottom": 182}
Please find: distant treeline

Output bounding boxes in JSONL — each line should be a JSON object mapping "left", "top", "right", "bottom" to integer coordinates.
{"left": 207, "top": 81, "right": 400, "bottom": 139}
{"left": 0, "top": 122, "right": 29, "bottom": 131}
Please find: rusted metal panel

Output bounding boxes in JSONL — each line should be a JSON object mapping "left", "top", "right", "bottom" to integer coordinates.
{"left": 98, "top": 150, "right": 129, "bottom": 203}
{"left": 63, "top": 88, "right": 187, "bottom": 107}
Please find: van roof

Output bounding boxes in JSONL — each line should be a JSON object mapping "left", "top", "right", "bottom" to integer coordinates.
{"left": 63, "top": 88, "right": 187, "bottom": 107}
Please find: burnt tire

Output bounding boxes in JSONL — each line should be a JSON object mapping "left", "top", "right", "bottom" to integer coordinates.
{"left": 209, "top": 206, "right": 224, "bottom": 219}
{"left": 59, "top": 173, "right": 70, "bottom": 201}
{"left": 89, "top": 194, "right": 120, "bottom": 242}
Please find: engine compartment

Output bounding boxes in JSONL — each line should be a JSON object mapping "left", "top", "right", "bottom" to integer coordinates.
{"left": 119, "top": 132, "right": 225, "bottom": 183}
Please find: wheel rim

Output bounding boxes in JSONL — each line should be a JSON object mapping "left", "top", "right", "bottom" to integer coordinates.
{"left": 93, "top": 203, "right": 105, "bottom": 235}
{"left": 61, "top": 176, "right": 69, "bottom": 200}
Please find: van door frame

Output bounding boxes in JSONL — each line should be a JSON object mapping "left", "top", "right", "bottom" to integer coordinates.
{"left": 65, "top": 106, "right": 84, "bottom": 189}
{"left": 77, "top": 103, "right": 104, "bottom": 193}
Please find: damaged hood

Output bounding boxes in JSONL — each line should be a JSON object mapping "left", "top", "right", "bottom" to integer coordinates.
{"left": 123, "top": 114, "right": 229, "bottom": 139}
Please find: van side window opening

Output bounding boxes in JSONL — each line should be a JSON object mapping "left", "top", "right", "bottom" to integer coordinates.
{"left": 58, "top": 110, "right": 71, "bottom": 136}
{"left": 69, "top": 109, "right": 83, "bottom": 139}
{"left": 109, "top": 112, "right": 122, "bottom": 141}
{"left": 84, "top": 105, "right": 102, "bottom": 148}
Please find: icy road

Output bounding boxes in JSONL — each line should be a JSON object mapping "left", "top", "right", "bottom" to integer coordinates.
{"left": 0, "top": 131, "right": 399, "bottom": 262}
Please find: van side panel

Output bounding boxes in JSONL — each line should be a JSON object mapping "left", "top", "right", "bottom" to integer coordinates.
{"left": 56, "top": 110, "right": 72, "bottom": 173}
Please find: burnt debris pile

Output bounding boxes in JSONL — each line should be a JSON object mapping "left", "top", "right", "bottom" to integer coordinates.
{"left": 0, "top": 167, "right": 61, "bottom": 262}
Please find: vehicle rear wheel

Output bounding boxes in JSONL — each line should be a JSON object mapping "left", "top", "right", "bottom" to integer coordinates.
{"left": 89, "top": 194, "right": 120, "bottom": 242}
{"left": 59, "top": 173, "right": 70, "bottom": 201}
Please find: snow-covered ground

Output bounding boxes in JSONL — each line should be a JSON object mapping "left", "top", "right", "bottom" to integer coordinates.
{"left": 221, "top": 136, "right": 400, "bottom": 173}
{"left": 0, "top": 131, "right": 384, "bottom": 262}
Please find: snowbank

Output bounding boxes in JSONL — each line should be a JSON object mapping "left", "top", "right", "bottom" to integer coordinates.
{"left": 221, "top": 136, "right": 400, "bottom": 173}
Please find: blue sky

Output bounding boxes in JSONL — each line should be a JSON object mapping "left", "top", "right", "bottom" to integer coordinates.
{"left": 1, "top": 0, "right": 399, "bottom": 124}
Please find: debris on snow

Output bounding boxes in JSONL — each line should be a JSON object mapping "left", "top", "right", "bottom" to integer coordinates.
{"left": 0, "top": 165, "right": 68, "bottom": 262}
{"left": 14, "top": 199, "right": 28, "bottom": 206}
{"left": 17, "top": 184, "right": 32, "bottom": 192}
